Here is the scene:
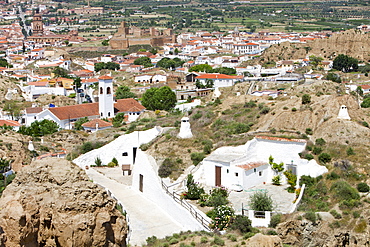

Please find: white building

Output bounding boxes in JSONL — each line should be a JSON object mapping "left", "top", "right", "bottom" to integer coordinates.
{"left": 193, "top": 136, "right": 328, "bottom": 190}
{"left": 98, "top": 75, "right": 114, "bottom": 118}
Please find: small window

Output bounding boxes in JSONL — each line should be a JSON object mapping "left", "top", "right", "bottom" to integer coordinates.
{"left": 100, "top": 87, "right": 103, "bottom": 94}
{"left": 235, "top": 172, "right": 238, "bottom": 177}
{"left": 107, "top": 87, "right": 111, "bottom": 94}
{"left": 100, "top": 112, "right": 103, "bottom": 117}
{"left": 226, "top": 169, "right": 229, "bottom": 173}
{"left": 259, "top": 171, "right": 262, "bottom": 176}
{"left": 108, "top": 112, "right": 111, "bottom": 117}
{"left": 254, "top": 168, "right": 257, "bottom": 173}
{"left": 122, "top": 152, "right": 128, "bottom": 156}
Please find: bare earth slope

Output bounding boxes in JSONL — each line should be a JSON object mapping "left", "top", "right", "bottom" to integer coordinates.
{"left": 0, "top": 158, "right": 128, "bottom": 247}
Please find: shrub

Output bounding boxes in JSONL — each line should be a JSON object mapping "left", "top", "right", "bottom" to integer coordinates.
{"left": 329, "top": 221, "right": 341, "bottom": 229}
{"left": 212, "top": 236, "right": 225, "bottom": 246}
{"left": 272, "top": 175, "right": 281, "bottom": 185}
{"left": 318, "top": 153, "right": 331, "bottom": 164}
{"left": 284, "top": 170, "right": 297, "bottom": 192}
{"left": 184, "top": 174, "right": 205, "bottom": 200}
{"left": 357, "top": 182, "right": 369, "bottom": 192}
{"left": 190, "top": 152, "right": 205, "bottom": 165}
{"left": 312, "top": 146, "right": 322, "bottom": 155}
{"left": 249, "top": 191, "right": 274, "bottom": 211}
{"left": 244, "top": 100, "right": 256, "bottom": 108}
{"left": 229, "top": 215, "right": 253, "bottom": 233}
{"left": 304, "top": 153, "right": 314, "bottom": 160}
{"left": 353, "top": 211, "right": 360, "bottom": 218}
{"left": 331, "top": 181, "right": 360, "bottom": 201}
{"left": 266, "top": 230, "right": 278, "bottom": 235}
{"left": 207, "top": 205, "right": 234, "bottom": 230}
{"left": 329, "top": 210, "right": 342, "bottom": 219}
{"left": 107, "top": 162, "right": 116, "bottom": 167}
{"left": 346, "top": 147, "right": 355, "bottom": 156}
{"left": 304, "top": 211, "right": 317, "bottom": 223}
{"left": 326, "top": 171, "right": 340, "bottom": 180}
{"left": 111, "top": 157, "right": 118, "bottom": 166}
{"left": 202, "top": 140, "right": 213, "bottom": 154}
{"left": 269, "top": 214, "right": 282, "bottom": 228}
{"left": 302, "top": 94, "right": 311, "bottom": 104}
{"left": 260, "top": 107, "right": 270, "bottom": 114}
{"left": 299, "top": 175, "right": 316, "bottom": 187}
{"left": 168, "top": 238, "right": 179, "bottom": 245}
{"left": 362, "top": 121, "right": 369, "bottom": 128}
{"left": 200, "top": 237, "right": 208, "bottom": 243}
{"left": 315, "top": 138, "right": 326, "bottom": 146}
{"left": 354, "top": 220, "right": 367, "bottom": 233}
{"left": 291, "top": 107, "right": 297, "bottom": 112}
{"left": 95, "top": 157, "right": 103, "bottom": 167}
{"left": 283, "top": 106, "right": 288, "bottom": 110}
{"left": 192, "top": 112, "right": 203, "bottom": 120}
{"left": 158, "top": 158, "right": 176, "bottom": 178}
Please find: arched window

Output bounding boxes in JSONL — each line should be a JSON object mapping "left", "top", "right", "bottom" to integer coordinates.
{"left": 108, "top": 112, "right": 111, "bottom": 117}
{"left": 100, "top": 112, "right": 103, "bottom": 117}
{"left": 107, "top": 87, "right": 111, "bottom": 94}
{"left": 100, "top": 87, "right": 103, "bottom": 94}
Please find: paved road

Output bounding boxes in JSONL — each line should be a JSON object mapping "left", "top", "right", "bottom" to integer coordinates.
{"left": 86, "top": 168, "right": 185, "bottom": 247}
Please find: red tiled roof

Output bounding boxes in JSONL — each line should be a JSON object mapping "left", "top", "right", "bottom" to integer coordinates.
{"left": 255, "top": 135, "right": 307, "bottom": 143}
{"left": 82, "top": 118, "right": 112, "bottom": 128}
{"left": 195, "top": 73, "right": 243, "bottom": 80}
{"left": 98, "top": 75, "right": 112, "bottom": 80}
{"left": 361, "top": 85, "right": 370, "bottom": 90}
{"left": 0, "top": 119, "right": 20, "bottom": 127}
{"left": 237, "top": 162, "right": 266, "bottom": 171}
{"left": 114, "top": 98, "right": 146, "bottom": 113}
{"left": 26, "top": 107, "right": 43, "bottom": 114}
{"left": 49, "top": 103, "right": 99, "bottom": 120}
{"left": 47, "top": 98, "right": 145, "bottom": 120}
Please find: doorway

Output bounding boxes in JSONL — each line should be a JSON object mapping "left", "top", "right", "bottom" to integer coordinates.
{"left": 215, "top": 166, "right": 221, "bottom": 187}
{"left": 139, "top": 174, "right": 143, "bottom": 192}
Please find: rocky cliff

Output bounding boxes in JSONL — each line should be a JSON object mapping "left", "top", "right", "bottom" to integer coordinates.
{"left": 261, "top": 29, "right": 370, "bottom": 61}
{"left": 0, "top": 158, "right": 127, "bottom": 247}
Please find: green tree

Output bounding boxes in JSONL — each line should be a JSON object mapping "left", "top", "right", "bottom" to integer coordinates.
{"left": 249, "top": 191, "right": 274, "bottom": 211}
{"left": 361, "top": 97, "right": 370, "bottom": 108}
{"left": 53, "top": 67, "right": 69, "bottom": 78}
{"left": 184, "top": 174, "right": 205, "bottom": 200}
{"left": 326, "top": 72, "right": 341, "bottom": 83}
{"left": 94, "top": 62, "right": 119, "bottom": 72}
{"left": 3, "top": 101, "right": 22, "bottom": 120}
{"left": 112, "top": 113, "right": 126, "bottom": 127}
{"left": 302, "top": 94, "right": 311, "bottom": 104}
{"left": 101, "top": 39, "right": 109, "bottom": 46}
{"left": 134, "top": 57, "right": 152, "bottom": 68}
{"left": 213, "top": 67, "right": 236, "bottom": 75}
{"left": 73, "top": 77, "right": 81, "bottom": 91}
{"left": 309, "top": 55, "right": 323, "bottom": 68}
{"left": 115, "top": 86, "right": 136, "bottom": 99}
{"left": 141, "top": 86, "right": 177, "bottom": 111}
{"left": 356, "top": 86, "right": 363, "bottom": 97}
{"left": 188, "top": 64, "right": 213, "bottom": 73}
{"left": 0, "top": 58, "right": 12, "bottom": 68}
{"left": 18, "top": 120, "right": 59, "bottom": 137}
{"left": 333, "top": 54, "right": 358, "bottom": 72}
{"left": 74, "top": 117, "right": 88, "bottom": 130}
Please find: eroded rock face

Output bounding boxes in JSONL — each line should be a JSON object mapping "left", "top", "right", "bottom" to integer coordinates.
{"left": 245, "top": 233, "right": 283, "bottom": 247}
{"left": 0, "top": 158, "right": 127, "bottom": 247}
{"left": 277, "top": 218, "right": 370, "bottom": 247}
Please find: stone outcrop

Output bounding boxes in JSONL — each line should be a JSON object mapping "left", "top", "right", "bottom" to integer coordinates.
{"left": 245, "top": 233, "right": 283, "bottom": 247}
{"left": 277, "top": 218, "right": 370, "bottom": 247}
{"left": 0, "top": 158, "right": 127, "bottom": 246}
{"left": 261, "top": 29, "right": 370, "bottom": 61}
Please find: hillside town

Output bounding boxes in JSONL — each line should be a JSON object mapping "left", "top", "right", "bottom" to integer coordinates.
{"left": 0, "top": 0, "right": 369, "bottom": 246}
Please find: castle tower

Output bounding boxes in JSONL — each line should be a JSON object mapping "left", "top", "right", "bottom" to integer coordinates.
{"left": 31, "top": 11, "right": 43, "bottom": 36}
{"left": 337, "top": 105, "right": 351, "bottom": 120}
{"left": 98, "top": 75, "right": 114, "bottom": 118}
{"left": 177, "top": 117, "right": 193, "bottom": 139}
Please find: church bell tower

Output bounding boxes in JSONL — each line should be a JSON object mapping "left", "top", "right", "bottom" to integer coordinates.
{"left": 32, "top": 9, "right": 44, "bottom": 36}
{"left": 98, "top": 75, "right": 114, "bottom": 118}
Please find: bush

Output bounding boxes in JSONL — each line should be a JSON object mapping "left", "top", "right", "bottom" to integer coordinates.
{"left": 200, "top": 237, "right": 208, "bottom": 243}
{"left": 331, "top": 180, "right": 360, "bottom": 201}
{"left": 318, "top": 153, "right": 331, "bottom": 164}
{"left": 266, "top": 230, "right": 278, "bottom": 235}
{"left": 201, "top": 187, "right": 229, "bottom": 207}
{"left": 304, "top": 211, "right": 317, "bottom": 223}
{"left": 184, "top": 174, "right": 205, "bottom": 200}
{"left": 190, "top": 152, "right": 205, "bottom": 165}
{"left": 207, "top": 205, "right": 234, "bottom": 230}
{"left": 107, "top": 162, "right": 116, "bottom": 167}
{"left": 212, "top": 236, "right": 225, "bottom": 246}
{"left": 202, "top": 140, "right": 213, "bottom": 154}
{"left": 315, "top": 138, "right": 326, "bottom": 146}
{"left": 302, "top": 94, "right": 311, "bottom": 104}
{"left": 346, "top": 147, "right": 355, "bottom": 156}
{"left": 111, "top": 157, "right": 118, "bottom": 166}
{"left": 229, "top": 215, "right": 253, "bottom": 233}
{"left": 329, "top": 209, "right": 342, "bottom": 219}
{"left": 260, "top": 107, "right": 270, "bottom": 114}
{"left": 326, "top": 171, "right": 340, "bottom": 180}
{"left": 312, "top": 146, "right": 322, "bottom": 155}
{"left": 292, "top": 107, "right": 297, "bottom": 112}
{"left": 95, "top": 157, "right": 103, "bottom": 167}
{"left": 244, "top": 100, "right": 256, "bottom": 108}
{"left": 158, "top": 158, "right": 176, "bottom": 178}
{"left": 304, "top": 153, "right": 314, "bottom": 160}
{"left": 249, "top": 191, "right": 274, "bottom": 211}
{"left": 269, "top": 214, "right": 282, "bottom": 228}
{"left": 272, "top": 175, "right": 281, "bottom": 185}
{"left": 357, "top": 182, "right": 370, "bottom": 192}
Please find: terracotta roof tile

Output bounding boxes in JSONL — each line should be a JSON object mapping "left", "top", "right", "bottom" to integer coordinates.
{"left": 114, "top": 98, "right": 146, "bottom": 113}
{"left": 82, "top": 118, "right": 112, "bottom": 128}
{"left": 98, "top": 75, "right": 113, "bottom": 80}
{"left": 236, "top": 162, "right": 266, "bottom": 171}
{"left": 0, "top": 119, "right": 20, "bottom": 127}
{"left": 26, "top": 107, "right": 43, "bottom": 114}
{"left": 49, "top": 103, "right": 99, "bottom": 120}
